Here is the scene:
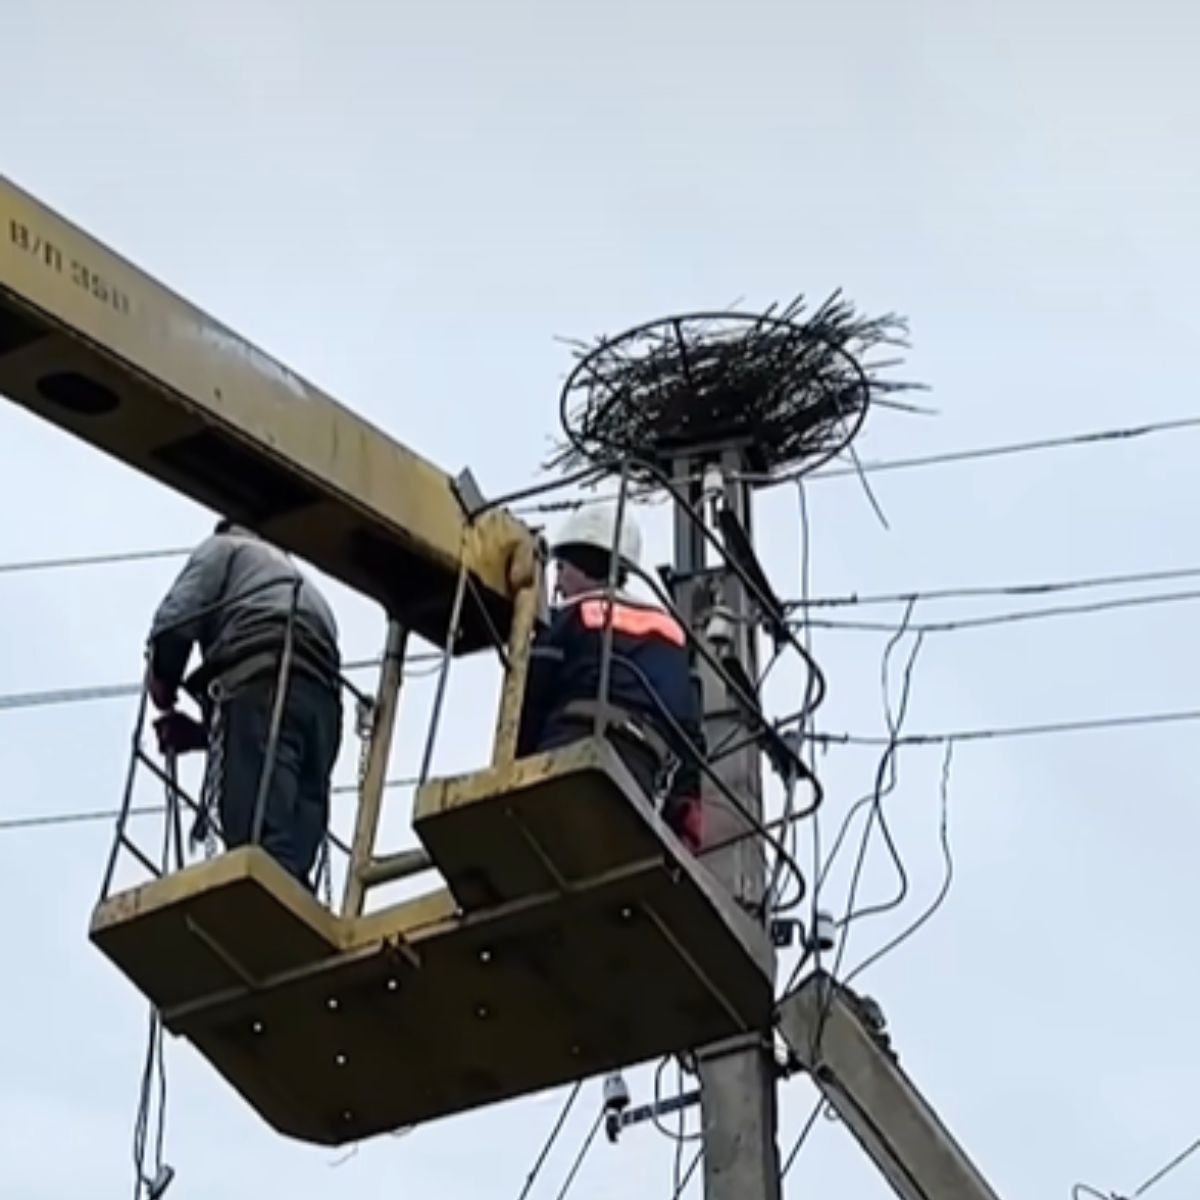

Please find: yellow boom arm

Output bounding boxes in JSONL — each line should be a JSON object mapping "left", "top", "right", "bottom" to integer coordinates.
{"left": 0, "top": 176, "right": 531, "bottom": 650}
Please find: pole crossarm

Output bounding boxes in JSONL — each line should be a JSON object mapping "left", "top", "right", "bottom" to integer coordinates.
{"left": 0, "top": 176, "right": 532, "bottom": 649}
{"left": 777, "top": 972, "right": 1004, "bottom": 1200}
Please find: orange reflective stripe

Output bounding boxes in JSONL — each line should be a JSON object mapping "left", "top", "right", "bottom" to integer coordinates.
{"left": 578, "top": 599, "right": 685, "bottom": 646}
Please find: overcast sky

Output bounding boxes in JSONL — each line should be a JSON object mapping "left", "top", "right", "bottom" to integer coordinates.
{"left": 4, "top": 2, "right": 1200, "bottom": 1197}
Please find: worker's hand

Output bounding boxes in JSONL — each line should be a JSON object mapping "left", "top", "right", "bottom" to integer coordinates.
{"left": 153, "top": 711, "right": 207, "bottom": 756}
{"left": 145, "top": 665, "right": 177, "bottom": 712}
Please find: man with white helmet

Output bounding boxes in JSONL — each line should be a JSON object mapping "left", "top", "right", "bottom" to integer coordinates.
{"left": 516, "top": 504, "right": 705, "bottom": 850}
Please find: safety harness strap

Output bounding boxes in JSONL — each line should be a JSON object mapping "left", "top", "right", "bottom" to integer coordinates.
{"left": 559, "top": 698, "right": 674, "bottom": 767}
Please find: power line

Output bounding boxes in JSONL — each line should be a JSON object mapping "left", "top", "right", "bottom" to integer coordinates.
{"left": 516, "top": 1083, "right": 583, "bottom": 1200}
{"left": 0, "top": 805, "right": 165, "bottom": 831}
{"left": 0, "top": 410, "right": 1191, "bottom": 583}
{"left": 844, "top": 740, "right": 956, "bottom": 986}
{"left": 1074, "top": 1132, "right": 1200, "bottom": 1200}
{"left": 1131, "top": 1133, "right": 1200, "bottom": 1196}
{"left": 780, "top": 1096, "right": 824, "bottom": 1179}
{"left": 669, "top": 1148, "right": 702, "bottom": 1199}
{"left": 0, "top": 654, "right": 445, "bottom": 716}
{"left": 789, "top": 562, "right": 1200, "bottom": 611}
{"left": 552, "top": 1111, "right": 603, "bottom": 1200}
{"left": 0, "top": 547, "right": 189, "bottom": 575}
{"left": 806, "top": 705, "right": 1200, "bottom": 749}
{"left": 797, "top": 586, "right": 1200, "bottom": 636}
{"left": 785, "top": 414, "right": 1200, "bottom": 483}
{"left": 512, "top": 414, "right": 1200, "bottom": 514}
{"left": 0, "top": 777, "right": 420, "bottom": 834}
{"left": 0, "top": 414, "right": 1194, "bottom": 555}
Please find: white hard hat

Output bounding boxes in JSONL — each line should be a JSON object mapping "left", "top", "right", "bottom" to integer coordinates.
{"left": 552, "top": 503, "right": 643, "bottom": 568}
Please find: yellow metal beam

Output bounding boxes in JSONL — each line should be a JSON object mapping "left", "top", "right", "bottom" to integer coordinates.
{"left": 0, "top": 176, "right": 532, "bottom": 649}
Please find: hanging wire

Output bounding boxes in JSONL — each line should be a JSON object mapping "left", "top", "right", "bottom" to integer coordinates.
{"left": 673, "top": 1061, "right": 687, "bottom": 1197}
{"left": 131, "top": 1005, "right": 168, "bottom": 1200}
{"left": 780, "top": 1094, "right": 825, "bottom": 1178}
{"left": 648, "top": 1057, "right": 703, "bottom": 1145}
{"left": 795, "top": 586, "right": 1200, "bottom": 637}
{"left": 831, "top": 606, "right": 924, "bottom": 938}
{"left": 551, "top": 1111, "right": 603, "bottom": 1200}
{"left": 771, "top": 413, "right": 1200, "bottom": 485}
{"left": 515, "top": 1082, "right": 583, "bottom": 1200}
{"left": 844, "top": 739, "right": 956, "bottom": 986}
{"left": 592, "top": 461, "right": 632, "bottom": 740}
{"left": 418, "top": 546, "right": 472, "bottom": 785}
{"left": 788, "top": 560, "right": 1200, "bottom": 612}
{"left": 1131, "top": 1133, "right": 1200, "bottom": 1195}
{"left": 796, "top": 605, "right": 923, "bottom": 1050}
{"left": 7, "top": 414, "right": 1200, "bottom": 582}
{"left": 765, "top": 479, "right": 820, "bottom": 919}
{"left": 131, "top": 753, "right": 177, "bottom": 1199}
{"left": 1073, "top": 1132, "right": 1200, "bottom": 1200}
{"left": 669, "top": 1148, "right": 703, "bottom": 1199}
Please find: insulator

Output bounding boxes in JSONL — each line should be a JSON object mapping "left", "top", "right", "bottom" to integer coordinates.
{"left": 814, "top": 909, "right": 837, "bottom": 952}
{"left": 603, "top": 1071, "right": 630, "bottom": 1112}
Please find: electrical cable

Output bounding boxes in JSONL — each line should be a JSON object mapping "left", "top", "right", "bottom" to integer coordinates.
{"left": 788, "top": 561, "right": 1200, "bottom": 611}
{"left": 507, "top": 414, "right": 1200, "bottom": 515}
{"left": 795, "top": 586, "right": 1200, "bottom": 636}
{"left": 769, "top": 479, "right": 820, "bottom": 920}
{"left": 843, "top": 437, "right": 890, "bottom": 530}
{"left": 832, "top": 608, "right": 923, "bottom": 938}
{"left": 814, "top": 784, "right": 896, "bottom": 906}
{"left": 669, "top": 1148, "right": 703, "bottom": 1199}
{"left": 777, "top": 618, "right": 917, "bottom": 999}
{"left": 131, "top": 764, "right": 174, "bottom": 1200}
{"left": 0, "top": 655, "right": 437, "bottom": 717}
{"left": 843, "top": 739, "right": 956, "bottom": 986}
{"left": 1073, "top": 1133, "right": 1200, "bottom": 1200}
{"left": 626, "top": 454, "right": 830, "bottom": 729}
{"left": 1131, "top": 1133, "right": 1200, "bottom": 1196}
{"left": 673, "top": 1061, "right": 687, "bottom": 1198}
{"left": 3, "top": 414, "right": 1198, "bottom": 579}
{"left": 0, "top": 546, "right": 189, "bottom": 575}
{"left": 801, "top": 607, "right": 923, "bottom": 1052}
{"left": 649, "top": 1057, "right": 702, "bottom": 1145}
{"left": 551, "top": 1111, "right": 603, "bottom": 1200}
{"left": 804, "top": 705, "right": 1200, "bottom": 748}
{"left": 131, "top": 1004, "right": 167, "bottom": 1200}
{"left": 626, "top": 556, "right": 824, "bottom": 825}
{"left": 768, "top": 413, "right": 1200, "bottom": 484}
{"left": 0, "top": 778, "right": 419, "bottom": 835}
{"left": 603, "top": 650, "right": 809, "bottom": 910}
{"left": 515, "top": 1082, "right": 583, "bottom": 1200}
{"left": 780, "top": 1095, "right": 825, "bottom": 1179}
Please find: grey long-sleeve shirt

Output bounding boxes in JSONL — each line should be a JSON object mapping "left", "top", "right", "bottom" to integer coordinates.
{"left": 148, "top": 528, "right": 340, "bottom": 693}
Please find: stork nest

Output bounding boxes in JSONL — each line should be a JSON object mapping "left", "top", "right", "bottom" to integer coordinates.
{"left": 551, "top": 292, "right": 919, "bottom": 480}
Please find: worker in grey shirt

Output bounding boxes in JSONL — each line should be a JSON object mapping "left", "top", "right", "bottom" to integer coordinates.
{"left": 145, "top": 520, "right": 343, "bottom": 888}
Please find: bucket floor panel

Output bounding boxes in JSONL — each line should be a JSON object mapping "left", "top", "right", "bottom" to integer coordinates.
{"left": 90, "top": 849, "right": 339, "bottom": 1011}
{"left": 90, "top": 747, "right": 773, "bottom": 1146}
{"left": 156, "top": 860, "right": 766, "bottom": 1144}
{"left": 414, "top": 740, "right": 698, "bottom": 910}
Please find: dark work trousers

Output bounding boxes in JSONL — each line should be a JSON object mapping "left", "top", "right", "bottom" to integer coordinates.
{"left": 538, "top": 716, "right": 702, "bottom": 848}
{"left": 204, "top": 671, "right": 342, "bottom": 886}
{"left": 539, "top": 714, "right": 663, "bottom": 803}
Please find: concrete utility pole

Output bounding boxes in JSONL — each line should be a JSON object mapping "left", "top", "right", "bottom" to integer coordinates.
{"left": 669, "top": 450, "right": 781, "bottom": 1200}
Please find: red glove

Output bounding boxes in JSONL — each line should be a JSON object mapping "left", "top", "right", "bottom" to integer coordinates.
{"left": 154, "top": 711, "right": 207, "bottom": 756}
{"left": 665, "top": 795, "right": 703, "bottom": 853}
